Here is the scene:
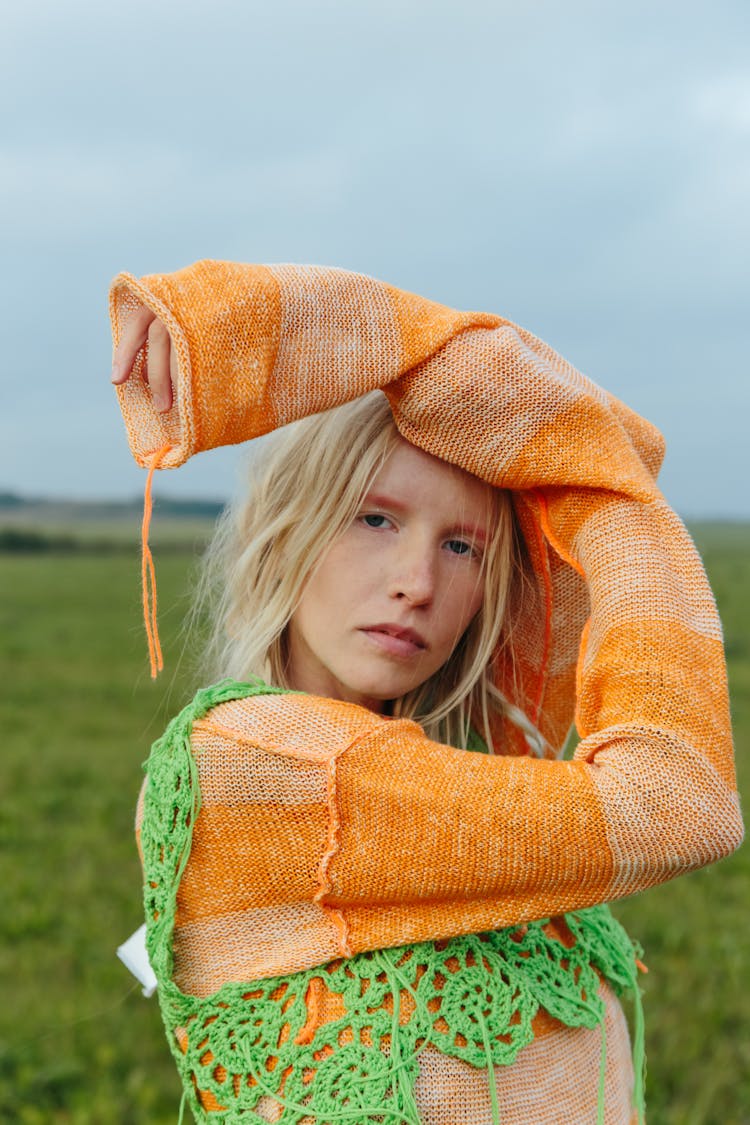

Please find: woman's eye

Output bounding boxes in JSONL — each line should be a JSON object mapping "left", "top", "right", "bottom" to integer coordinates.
{"left": 361, "top": 514, "right": 392, "bottom": 529}
{"left": 446, "top": 539, "right": 474, "bottom": 557}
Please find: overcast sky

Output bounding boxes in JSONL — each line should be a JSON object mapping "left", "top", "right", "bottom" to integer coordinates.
{"left": 1, "top": 0, "right": 748, "bottom": 517}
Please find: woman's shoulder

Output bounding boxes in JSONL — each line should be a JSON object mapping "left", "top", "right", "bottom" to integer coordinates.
{"left": 179, "top": 678, "right": 385, "bottom": 763}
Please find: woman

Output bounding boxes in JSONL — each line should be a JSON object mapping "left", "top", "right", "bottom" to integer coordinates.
{"left": 110, "top": 261, "right": 743, "bottom": 1124}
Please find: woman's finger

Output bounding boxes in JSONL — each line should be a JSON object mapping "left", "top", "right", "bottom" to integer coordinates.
{"left": 111, "top": 305, "right": 156, "bottom": 384}
{"left": 147, "top": 318, "right": 174, "bottom": 412}
{"left": 169, "top": 336, "right": 179, "bottom": 392}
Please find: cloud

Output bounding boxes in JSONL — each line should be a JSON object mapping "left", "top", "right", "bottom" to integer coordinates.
{"left": 1, "top": 0, "right": 748, "bottom": 513}
{"left": 0, "top": 141, "right": 353, "bottom": 249}
{"left": 692, "top": 72, "right": 750, "bottom": 133}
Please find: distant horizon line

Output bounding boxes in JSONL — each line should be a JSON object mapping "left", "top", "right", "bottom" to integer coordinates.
{"left": 0, "top": 488, "right": 227, "bottom": 506}
{"left": 1, "top": 489, "right": 748, "bottom": 525}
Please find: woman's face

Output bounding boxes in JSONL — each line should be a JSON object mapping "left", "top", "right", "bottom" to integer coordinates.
{"left": 286, "top": 438, "right": 494, "bottom": 712}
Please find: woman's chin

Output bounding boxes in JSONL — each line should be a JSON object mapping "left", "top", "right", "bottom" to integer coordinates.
{"left": 336, "top": 673, "right": 427, "bottom": 712}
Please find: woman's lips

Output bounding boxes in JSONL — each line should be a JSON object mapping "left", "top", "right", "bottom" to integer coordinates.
{"left": 360, "top": 625, "right": 426, "bottom": 658}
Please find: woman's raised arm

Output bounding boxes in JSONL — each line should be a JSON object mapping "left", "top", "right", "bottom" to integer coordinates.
{"left": 109, "top": 260, "right": 499, "bottom": 468}
{"left": 117, "top": 262, "right": 743, "bottom": 990}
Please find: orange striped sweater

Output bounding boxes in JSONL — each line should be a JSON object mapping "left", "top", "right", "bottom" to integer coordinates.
{"left": 112, "top": 261, "right": 743, "bottom": 1124}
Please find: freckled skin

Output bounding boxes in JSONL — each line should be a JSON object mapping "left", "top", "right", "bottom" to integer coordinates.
{"left": 286, "top": 439, "right": 493, "bottom": 712}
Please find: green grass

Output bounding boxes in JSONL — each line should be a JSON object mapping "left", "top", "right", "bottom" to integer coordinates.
{"left": 0, "top": 551, "right": 198, "bottom": 1124}
{"left": 0, "top": 523, "right": 747, "bottom": 1123}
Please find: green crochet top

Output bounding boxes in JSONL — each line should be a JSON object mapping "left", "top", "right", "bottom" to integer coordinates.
{"left": 141, "top": 680, "right": 645, "bottom": 1125}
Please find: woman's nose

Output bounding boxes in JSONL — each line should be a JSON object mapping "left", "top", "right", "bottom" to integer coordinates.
{"left": 388, "top": 542, "right": 435, "bottom": 605}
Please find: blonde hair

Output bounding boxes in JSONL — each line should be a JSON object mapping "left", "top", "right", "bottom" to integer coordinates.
{"left": 196, "top": 392, "right": 545, "bottom": 755}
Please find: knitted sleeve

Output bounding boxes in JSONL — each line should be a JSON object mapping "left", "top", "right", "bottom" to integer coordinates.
{"left": 109, "top": 260, "right": 500, "bottom": 470}
{"left": 167, "top": 685, "right": 740, "bottom": 993}
{"left": 113, "top": 261, "right": 743, "bottom": 987}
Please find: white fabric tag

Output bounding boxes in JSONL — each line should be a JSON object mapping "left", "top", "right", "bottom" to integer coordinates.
{"left": 117, "top": 923, "right": 158, "bottom": 997}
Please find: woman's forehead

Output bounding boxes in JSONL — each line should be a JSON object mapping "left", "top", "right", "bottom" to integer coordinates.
{"left": 368, "top": 437, "right": 495, "bottom": 519}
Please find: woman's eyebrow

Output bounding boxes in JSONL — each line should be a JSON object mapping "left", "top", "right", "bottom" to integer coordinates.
{"left": 362, "top": 490, "right": 408, "bottom": 512}
{"left": 452, "top": 522, "right": 488, "bottom": 544}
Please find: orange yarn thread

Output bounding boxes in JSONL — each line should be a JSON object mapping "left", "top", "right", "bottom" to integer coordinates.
{"left": 293, "top": 976, "right": 325, "bottom": 1045}
{"left": 315, "top": 747, "right": 354, "bottom": 958}
{"left": 142, "top": 443, "right": 172, "bottom": 678}
{"left": 528, "top": 492, "right": 555, "bottom": 727}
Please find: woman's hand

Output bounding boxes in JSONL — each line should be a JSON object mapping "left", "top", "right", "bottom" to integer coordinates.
{"left": 111, "top": 306, "right": 177, "bottom": 413}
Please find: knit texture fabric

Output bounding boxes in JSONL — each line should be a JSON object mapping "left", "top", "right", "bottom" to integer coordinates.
{"left": 110, "top": 261, "right": 744, "bottom": 1122}
{"left": 110, "top": 260, "right": 743, "bottom": 777}
{"left": 142, "top": 680, "right": 644, "bottom": 1125}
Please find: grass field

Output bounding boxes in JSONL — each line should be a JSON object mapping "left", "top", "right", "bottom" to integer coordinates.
{"left": 1, "top": 523, "right": 748, "bottom": 1124}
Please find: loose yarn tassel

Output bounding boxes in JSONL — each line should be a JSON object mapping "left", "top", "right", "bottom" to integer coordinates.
{"left": 478, "top": 1007, "right": 501, "bottom": 1125}
{"left": 631, "top": 975, "right": 647, "bottom": 1125}
{"left": 141, "top": 443, "right": 172, "bottom": 678}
